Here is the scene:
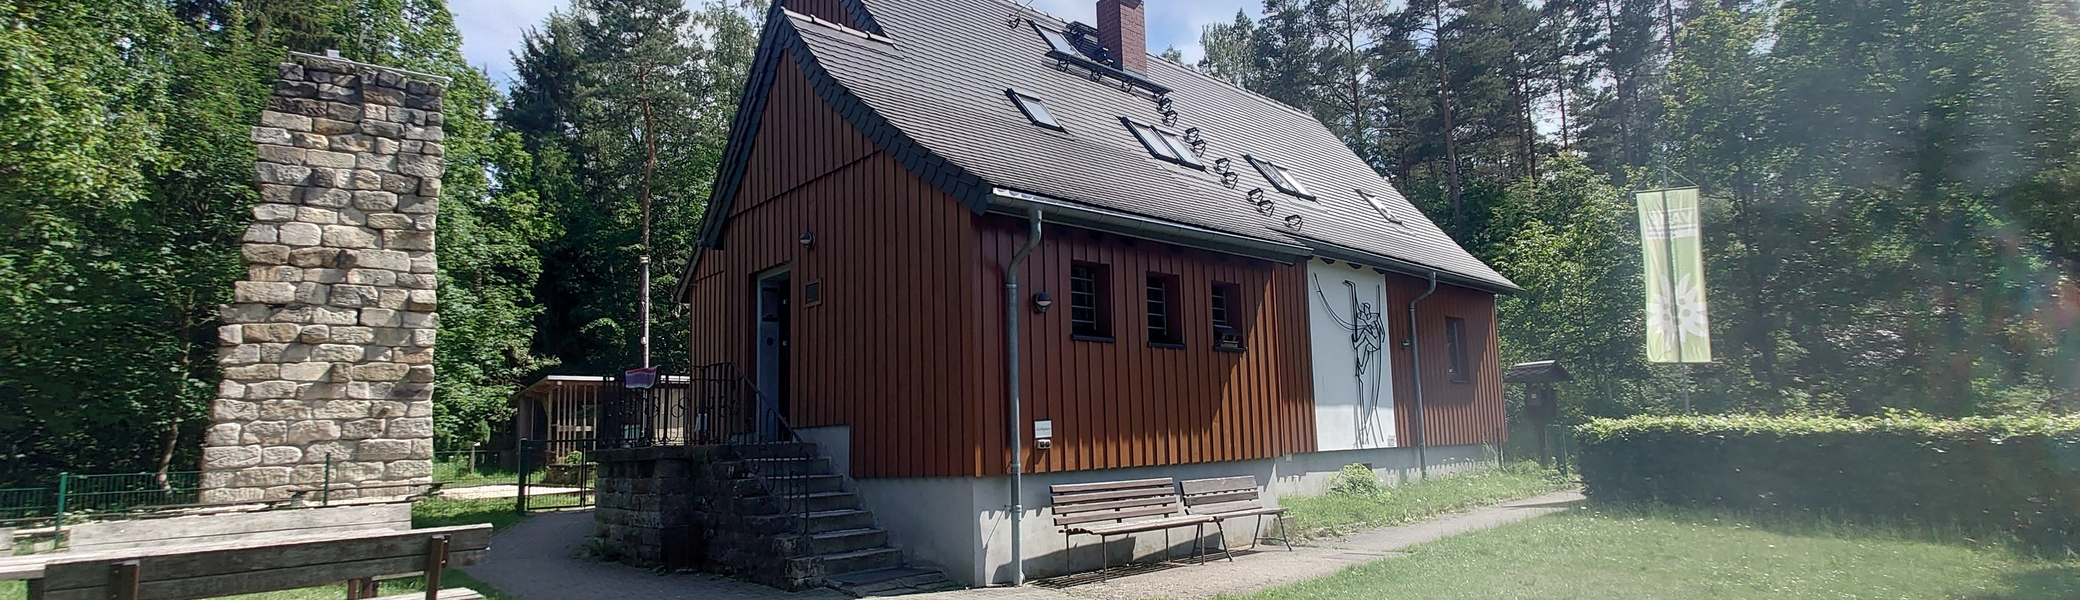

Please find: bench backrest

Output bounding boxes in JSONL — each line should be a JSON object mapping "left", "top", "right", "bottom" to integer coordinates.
{"left": 66, "top": 503, "right": 411, "bottom": 553}
{"left": 1049, "top": 478, "right": 1185, "bottom": 529}
{"left": 34, "top": 523, "right": 490, "bottom": 600}
{"left": 1179, "top": 476, "right": 1263, "bottom": 515}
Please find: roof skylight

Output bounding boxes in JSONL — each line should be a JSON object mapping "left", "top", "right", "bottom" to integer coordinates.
{"left": 1358, "top": 189, "right": 1403, "bottom": 224}
{"left": 1246, "top": 155, "right": 1313, "bottom": 198}
{"left": 1006, "top": 89, "right": 1063, "bottom": 130}
{"left": 1034, "top": 24, "right": 1079, "bottom": 56}
{"left": 1124, "top": 118, "right": 1203, "bottom": 168}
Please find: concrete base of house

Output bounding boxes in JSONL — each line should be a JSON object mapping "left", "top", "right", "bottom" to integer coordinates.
{"left": 828, "top": 434, "right": 1491, "bottom": 587}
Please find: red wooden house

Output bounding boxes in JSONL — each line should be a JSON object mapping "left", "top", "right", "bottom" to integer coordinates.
{"left": 674, "top": 0, "right": 1517, "bottom": 586}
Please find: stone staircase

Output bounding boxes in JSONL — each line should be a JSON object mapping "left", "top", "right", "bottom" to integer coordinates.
{"left": 733, "top": 443, "right": 956, "bottom": 596}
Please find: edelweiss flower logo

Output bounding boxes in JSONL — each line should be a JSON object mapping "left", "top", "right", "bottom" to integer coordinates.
{"left": 1648, "top": 274, "right": 1708, "bottom": 352}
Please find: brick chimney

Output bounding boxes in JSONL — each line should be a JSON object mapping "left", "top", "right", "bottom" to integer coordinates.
{"left": 1097, "top": 0, "right": 1147, "bottom": 72}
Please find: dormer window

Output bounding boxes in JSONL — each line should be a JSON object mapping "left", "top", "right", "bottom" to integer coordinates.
{"left": 1006, "top": 89, "right": 1063, "bottom": 130}
{"left": 1123, "top": 118, "right": 1203, "bottom": 168}
{"left": 1246, "top": 155, "right": 1313, "bottom": 198}
{"left": 1358, "top": 189, "right": 1403, "bottom": 224}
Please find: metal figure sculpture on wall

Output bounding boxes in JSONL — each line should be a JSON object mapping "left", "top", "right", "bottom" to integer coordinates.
{"left": 1313, "top": 273, "right": 1389, "bottom": 447}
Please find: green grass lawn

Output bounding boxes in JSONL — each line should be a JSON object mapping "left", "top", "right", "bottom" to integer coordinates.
{"left": 1282, "top": 462, "right": 1571, "bottom": 539}
{"left": 1, "top": 497, "right": 531, "bottom": 600}
{"left": 1241, "top": 507, "right": 2080, "bottom": 600}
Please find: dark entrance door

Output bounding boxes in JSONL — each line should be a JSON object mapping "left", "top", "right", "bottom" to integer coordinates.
{"left": 755, "top": 270, "right": 791, "bottom": 422}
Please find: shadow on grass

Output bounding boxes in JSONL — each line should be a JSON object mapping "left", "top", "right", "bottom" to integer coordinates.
{"left": 1968, "top": 564, "right": 2080, "bottom": 600}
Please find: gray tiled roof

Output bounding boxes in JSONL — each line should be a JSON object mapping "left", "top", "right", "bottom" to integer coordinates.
{"left": 695, "top": 0, "right": 1517, "bottom": 294}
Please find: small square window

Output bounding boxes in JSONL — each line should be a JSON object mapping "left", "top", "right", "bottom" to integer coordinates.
{"left": 1006, "top": 89, "right": 1063, "bottom": 130}
{"left": 1445, "top": 317, "right": 1470, "bottom": 382}
{"left": 1246, "top": 155, "right": 1313, "bottom": 198}
{"left": 1070, "top": 263, "right": 1113, "bottom": 340}
{"left": 1146, "top": 273, "right": 1182, "bottom": 346}
{"left": 1034, "top": 24, "right": 1079, "bottom": 55}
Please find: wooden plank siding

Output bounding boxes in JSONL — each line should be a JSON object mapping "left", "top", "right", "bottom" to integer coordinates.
{"left": 973, "top": 216, "right": 1316, "bottom": 476}
{"left": 686, "top": 48, "right": 1503, "bottom": 480}
{"left": 1381, "top": 271, "right": 1505, "bottom": 448}
{"left": 687, "top": 53, "right": 981, "bottom": 478}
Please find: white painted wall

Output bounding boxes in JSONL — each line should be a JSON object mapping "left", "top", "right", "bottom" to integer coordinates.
{"left": 849, "top": 444, "right": 1492, "bottom": 587}
{"left": 1305, "top": 260, "right": 1396, "bottom": 450}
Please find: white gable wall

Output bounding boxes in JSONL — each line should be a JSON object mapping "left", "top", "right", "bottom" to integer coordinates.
{"left": 1307, "top": 260, "right": 1397, "bottom": 450}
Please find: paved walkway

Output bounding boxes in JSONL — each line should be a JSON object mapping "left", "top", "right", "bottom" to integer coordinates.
{"left": 463, "top": 490, "right": 1584, "bottom": 600}
{"left": 461, "top": 509, "right": 847, "bottom": 600}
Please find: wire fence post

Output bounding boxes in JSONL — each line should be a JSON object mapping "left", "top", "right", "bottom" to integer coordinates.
{"left": 515, "top": 441, "right": 529, "bottom": 515}
{"left": 53, "top": 472, "right": 70, "bottom": 545}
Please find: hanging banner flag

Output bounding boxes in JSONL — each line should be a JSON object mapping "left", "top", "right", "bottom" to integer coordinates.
{"left": 1638, "top": 187, "right": 1711, "bottom": 363}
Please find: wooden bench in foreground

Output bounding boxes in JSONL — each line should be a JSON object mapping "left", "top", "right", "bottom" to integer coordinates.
{"left": 28, "top": 523, "right": 490, "bottom": 600}
{"left": 1050, "top": 477, "right": 1218, "bottom": 576}
{"left": 1, "top": 502, "right": 414, "bottom": 585}
{"left": 1179, "top": 476, "right": 1291, "bottom": 553}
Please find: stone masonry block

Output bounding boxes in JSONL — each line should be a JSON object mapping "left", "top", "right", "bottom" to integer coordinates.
{"left": 383, "top": 230, "right": 434, "bottom": 251}
{"left": 322, "top": 225, "right": 377, "bottom": 249}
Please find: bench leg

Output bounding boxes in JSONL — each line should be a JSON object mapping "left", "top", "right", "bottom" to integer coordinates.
{"left": 424, "top": 535, "right": 450, "bottom": 600}
{"left": 1278, "top": 515, "right": 1294, "bottom": 551}
{"left": 1213, "top": 521, "right": 1235, "bottom": 563}
{"left": 1250, "top": 515, "right": 1264, "bottom": 551}
{"left": 111, "top": 560, "right": 141, "bottom": 600}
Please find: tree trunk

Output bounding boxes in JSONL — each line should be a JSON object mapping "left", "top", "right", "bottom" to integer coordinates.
{"left": 1433, "top": 2, "right": 1463, "bottom": 230}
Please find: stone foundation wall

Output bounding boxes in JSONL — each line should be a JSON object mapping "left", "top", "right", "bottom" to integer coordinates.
{"left": 200, "top": 52, "right": 447, "bottom": 503}
{"left": 594, "top": 446, "right": 818, "bottom": 589}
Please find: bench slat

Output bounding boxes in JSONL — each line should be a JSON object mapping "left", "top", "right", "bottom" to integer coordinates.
{"left": 67, "top": 504, "right": 411, "bottom": 553}
{"left": 1200, "top": 506, "right": 1287, "bottom": 520}
{"left": 1179, "top": 476, "right": 1257, "bottom": 496}
{"left": 39, "top": 525, "right": 491, "bottom": 594}
{"left": 1049, "top": 478, "right": 1174, "bottom": 494}
{"left": 0, "top": 555, "right": 47, "bottom": 581}
{"left": 1052, "top": 495, "right": 1179, "bottom": 516}
{"left": 1071, "top": 515, "right": 1214, "bottom": 536}
{"left": 1182, "top": 490, "right": 1258, "bottom": 507}
{"left": 37, "top": 550, "right": 488, "bottom": 600}
{"left": 1051, "top": 487, "right": 1179, "bottom": 506}
{"left": 1054, "top": 504, "right": 1182, "bottom": 527}
{"left": 368, "top": 589, "right": 484, "bottom": 600}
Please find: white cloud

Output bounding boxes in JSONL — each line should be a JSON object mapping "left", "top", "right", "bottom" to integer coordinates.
{"left": 451, "top": 0, "right": 567, "bottom": 86}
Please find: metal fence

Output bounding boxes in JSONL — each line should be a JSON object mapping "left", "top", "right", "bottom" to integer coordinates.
{"left": 515, "top": 438, "right": 596, "bottom": 512}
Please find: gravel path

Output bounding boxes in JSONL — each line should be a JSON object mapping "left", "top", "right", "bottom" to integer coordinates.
{"left": 464, "top": 490, "right": 1584, "bottom": 600}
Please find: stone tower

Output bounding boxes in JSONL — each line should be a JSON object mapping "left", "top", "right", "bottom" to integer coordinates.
{"left": 201, "top": 52, "right": 447, "bottom": 503}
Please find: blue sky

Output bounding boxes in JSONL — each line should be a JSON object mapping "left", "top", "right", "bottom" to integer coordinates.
{"left": 450, "top": 0, "right": 1261, "bottom": 86}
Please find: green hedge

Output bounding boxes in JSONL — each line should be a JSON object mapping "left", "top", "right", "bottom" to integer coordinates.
{"left": 1576, "top": 414, "right": 2080, "bottom": 547}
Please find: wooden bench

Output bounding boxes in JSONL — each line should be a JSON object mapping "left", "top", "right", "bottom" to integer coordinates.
{"left": 1050, "top": 478, "right": 1218, "bottom": 575}
{"left": 1180, "top": 476, "right": 1291, "bottom": 553}
{"left": 27, "top": 523, "right": 490, "bottom": 600}
{"left": 1, "top": 503, "right": 417, "bottom": 589}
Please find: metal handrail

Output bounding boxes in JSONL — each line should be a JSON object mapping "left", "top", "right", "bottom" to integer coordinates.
{"left": 599, "top": 362, "right": 811, "bottom": 534}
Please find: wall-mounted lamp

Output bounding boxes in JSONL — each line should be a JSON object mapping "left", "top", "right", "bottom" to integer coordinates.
{"left": 1032, "top": 291, "right": 1054, "bottom": 313}
{"left": 798, "top": 232, "right": 815, "bottom": 249}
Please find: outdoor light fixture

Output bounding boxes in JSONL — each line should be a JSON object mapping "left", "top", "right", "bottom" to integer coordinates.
{"left": 1032, "top": 291, "right": 1054, "bottom": 313}
{"left": 1285, "top": 214, "right": 1304, "bottom": 229}
{"left": 798, "top": 232, "right": 815, "bottom": 248}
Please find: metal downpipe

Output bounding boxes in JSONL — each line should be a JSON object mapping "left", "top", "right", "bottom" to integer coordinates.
{"left": 1407, "top": 271, "right": 1438, "bottom": 478}
{"left": 1005, "top": 208, "right": 1043, "bottom": 586}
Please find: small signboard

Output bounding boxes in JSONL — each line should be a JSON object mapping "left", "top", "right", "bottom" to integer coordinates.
{"left": 623, "top": 367, "right": 658, "bottom": 389}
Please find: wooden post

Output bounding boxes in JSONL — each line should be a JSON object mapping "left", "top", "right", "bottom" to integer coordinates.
{"left": 110, "top": 560, "right": 141, "bottom": 600}
{"left": 424, "top": 535, "right": 449, "bottom": 600}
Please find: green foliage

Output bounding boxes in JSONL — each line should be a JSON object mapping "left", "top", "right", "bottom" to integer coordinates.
{"left": 1240, "top": 506, "right": 2080, "bottom": 600}
{"left": 410, "top": 496, "right": 525, "bottom": 531}
{"left": 1577, "top": 414, "right": 2080, "bottom": 549}
{"left": 1327, "top": 463, "right": 1385, "bottom": 497}
{"left": 1284, "top": 463, "right": 1568, "bottom": 538}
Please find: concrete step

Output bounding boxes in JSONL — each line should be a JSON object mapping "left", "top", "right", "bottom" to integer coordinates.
{"left": 730, "top": 442, "right": 820, "bottom": 459}
{"left": 783, "top": 490, "right": 863, "bottom": 513}
{"left": 805, "top": 509, "right": 875, "bottom": 534}
{"left": 745, "top": 456, "right": 832, "bottom": 477}
{"left": 818, "top": 548, "right": 903, "bottom": 579}
{"left": 827, "top": 566, "right": 958, "bottom": 597}
{"left": 810, "top": 527, "right": 889, "bottom": 555}
{"left": 764, "top": 473, "right": 845, "bottom": 494}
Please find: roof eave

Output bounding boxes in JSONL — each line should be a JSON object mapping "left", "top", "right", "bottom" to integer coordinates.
{"left": 1303, "top": 242, "right": 1522, "bottom": 295}
{"left": 987, "top": 188, "right": 1311, "bottom": 264}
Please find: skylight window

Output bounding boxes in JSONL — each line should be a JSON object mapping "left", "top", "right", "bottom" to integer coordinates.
{"left": 1034, "top": 24, "right": 1079, "bottom": 56}
{"left": 1246, "top": 155, "right": 1313, "bottom": 198}
{"left": 1358, "top": 189, "right": 1404, "bottom": 224}
{"left": 1123, "top": 118, "right": 1203, "bottom": 168}
{"left": 1006, "top": 89, "right": 1063, "bottom": 130}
